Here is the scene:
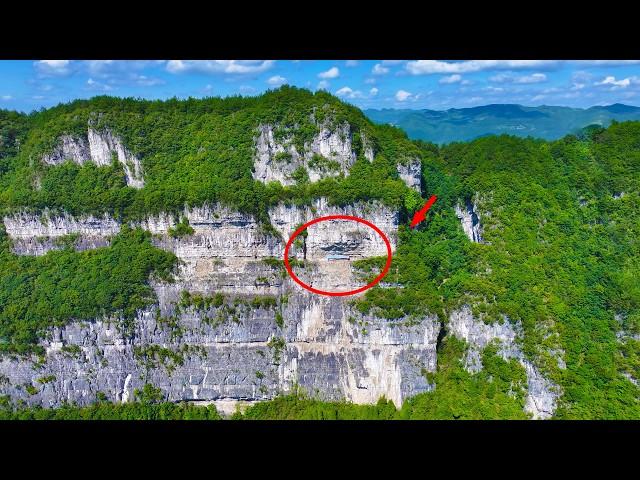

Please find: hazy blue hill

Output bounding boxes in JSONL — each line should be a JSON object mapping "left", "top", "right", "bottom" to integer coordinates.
{"left": 365, "top": 103, "right": 640, "bottom": 144}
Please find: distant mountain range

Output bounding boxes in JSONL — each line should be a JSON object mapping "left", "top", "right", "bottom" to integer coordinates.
{"left": 364, "top": 103, "right": 640, "bottom": 144}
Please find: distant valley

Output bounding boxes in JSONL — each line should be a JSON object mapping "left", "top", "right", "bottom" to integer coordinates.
{"left": 365, "top": 103, "right": 640, "bottom": 144}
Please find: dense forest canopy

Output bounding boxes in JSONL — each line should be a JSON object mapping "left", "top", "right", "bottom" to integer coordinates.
{"left": 0, "top": 88, "right": 638, "bottom": 419}
{"left": 0, "top": 87, "right": 417, "bottom": 224}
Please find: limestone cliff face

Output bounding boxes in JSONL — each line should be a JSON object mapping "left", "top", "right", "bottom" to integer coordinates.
{"left": 396, "top": 159, "right": 422, "bottom": 192}
{"left": 252, "top": 123, "right": 358, "bottom": 185}
{"left": 0, "top": 288, "right": 438, "bottom": 409}
{"left": 3, "top": 210, "right": 119, "bottom": 255}
{"left": 268, "top": 197, "right": 398, "bottom": 258}
{"left": 0, "top": 195, "right": 433, "bottom": 408}
{"left": 4, "top": 210, "right": 120, "bottom": 239}
{"left": 0, "top": 200, "right": 561, "bottom": 417}
{"left": 43, "top": 126, "right": 144, "bottom": 188}
{"left": 42, "top": 135, "right": 91, "bottom": 166}
{"left": 448, "top": 306, "right": 561, "bottom": 419}
{"left": 361, "top": 132, "right": 375, "bottom": 163}
{"left": 455, "top": 197, "right": 484, "bottom": 243}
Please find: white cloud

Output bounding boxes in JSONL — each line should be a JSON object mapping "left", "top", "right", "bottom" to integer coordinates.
{"left": 336, "top": 87, "right": 352, "bottom": 96}
{"left": 574, "top": 60, "right": 640, "bottom": 67}
{"left": 364, "top": 77, "right": 376, "bottom": 84}
{"left": 85, "top": 60, "right": 166, "bottom": 78}
{"left": 267, "top": 75, "right": 287, "bottom": 86}
{"left": 335, "top": 86, "right": 363, "bottom": 99}
{"left": 395, "top": 89, "right": 412, "bottom": 101}
{"left": 46, "top": 61, "right": 166, "bottom": 88}
{"left": 489, "top": 73, "right": 510, "bottom": 83}
{"left": 318, "top": 66, "right": 340, "bottom": 79}
{"left": 381, "top": 60, "right": 404, "bottom": 66}
{"left": 1, "top": 95, "right": 12, "bottom": 101}
{"left": 166, "top": 60, "right": 274, "bottom": 74}
{"left": 406, "top": 60, "right": 559, "bottom": 75}
{"left": 85, "top": 60, "right": 115, "bottom": 75}
{"left": 86, "top": 78, "right": 113, "bottom": 91}
{"left": 131, "top": 74, "right": 164, "bottom": 87}
{"left": 439, "top": 74, "right": 462, "bottom": 84}
{"left": 369, "top": 87, "right": 379, "bottom": 96}
{"left": 345, "top": 60, "right": 359, "bottom": 67}
{"left": 39, "top": 60, "right": 70, "bottom": 68}
{"left": 317, "top": 80, "right": 329, "bottom": 90}
{"left": 572, "top": 71, "right": 592, "bottom": 82}
{"left": 515, "top": 73, "right": 547, "bottom": 84}
{"left": 372, "top": 63, "right": 389, "bottom": 75}
{"left": 570, "top": 71, "right": 592, "bottom": 91}
{"left": 490, "top": 72, "right": 547, "bottom": 84}
{"left": 596, "top": 76, "right": 632, "bottom": 88}
{"left": 35, "top": 60, "right": 72, "bottom": 76}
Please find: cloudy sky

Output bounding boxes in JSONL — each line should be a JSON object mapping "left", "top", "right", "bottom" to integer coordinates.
{"left": 2, "top": 60, "right": 640, "bottom": 112}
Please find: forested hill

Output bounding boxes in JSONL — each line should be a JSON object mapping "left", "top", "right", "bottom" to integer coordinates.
{"left": 365, "top": 103, "right": 640, "bottom": 144}
{"left": 0, "top": 87, "right": 418, "bottom": 224}
{"left": 0, "top": 88, "right": 638, "bottom": 419}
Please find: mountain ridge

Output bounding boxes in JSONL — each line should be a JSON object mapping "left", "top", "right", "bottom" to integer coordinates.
{"left": 365, "top": 103, "right": 640, "bottom": 144}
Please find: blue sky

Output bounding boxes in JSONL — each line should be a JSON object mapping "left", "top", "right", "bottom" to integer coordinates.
{"left": 2, "top": 60, "right": 640, "bottom": 112}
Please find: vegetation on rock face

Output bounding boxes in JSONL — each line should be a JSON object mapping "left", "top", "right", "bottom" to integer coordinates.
{"left": 356, "top": 123, "right": 640, "bottom": 419}
{"left": 0, "top": 226, "right": 177, "bottom": 354}
{"left": 168, "top": 216, "right": 195, "bottom": 238}
{"left": 0, "top": 387, "right": 222, "bottom": 420}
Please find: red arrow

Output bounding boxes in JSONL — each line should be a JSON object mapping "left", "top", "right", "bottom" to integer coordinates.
{"left": 410, "top": 195, "right": 438, "bottom": 228}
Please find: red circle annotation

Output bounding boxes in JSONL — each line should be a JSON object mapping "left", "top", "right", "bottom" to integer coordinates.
{"left": 283, "top": 214, "right": 393, "bottom": 297}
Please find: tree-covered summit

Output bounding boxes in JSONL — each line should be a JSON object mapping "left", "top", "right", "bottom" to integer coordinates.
{"left": 0, "top": 87, "right": 419, "bottom": 224}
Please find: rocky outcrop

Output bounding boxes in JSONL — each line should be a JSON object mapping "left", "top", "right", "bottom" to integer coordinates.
{"left": 361, "top": 132, "right": 375, "bottom": 162}
{"left": 43, "top": 127, "right": 144, "bottom": 188}
{"left": 396, "top": 159, "right": 422, "bottom": 192}
{"left": 615, "top": 313, "right": 640, "bottom": 387}
{"left": 455, "top": 198, "right": 484, "bottom": 243}
{"left": 42, "top": 135, "right": 91, "bottom": 166}
{"left": 252, "top": 123, "right": 357, "bottom": 185}
{"left": 3, "top": 198, "right": 398, "bottom": 291}
{"left": 268, "top": 197, "right": 398, "bottom": 257}
{"left": 4, "top": 210, "right": 120, "bottom": 239}
{"left": 3, "top": 210, "right": 119, "bottom": 256}
{"left": 0, "top": 287, "right": 439, "bottom": 409}
{"left": 140, "top": 204, "right": 282, "bottom": 259}
{"left": 3, "top": 200, "right": 397, "bottom": 297}
{"left": 448, "top": 306, "right": 561, "bottom": 419}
